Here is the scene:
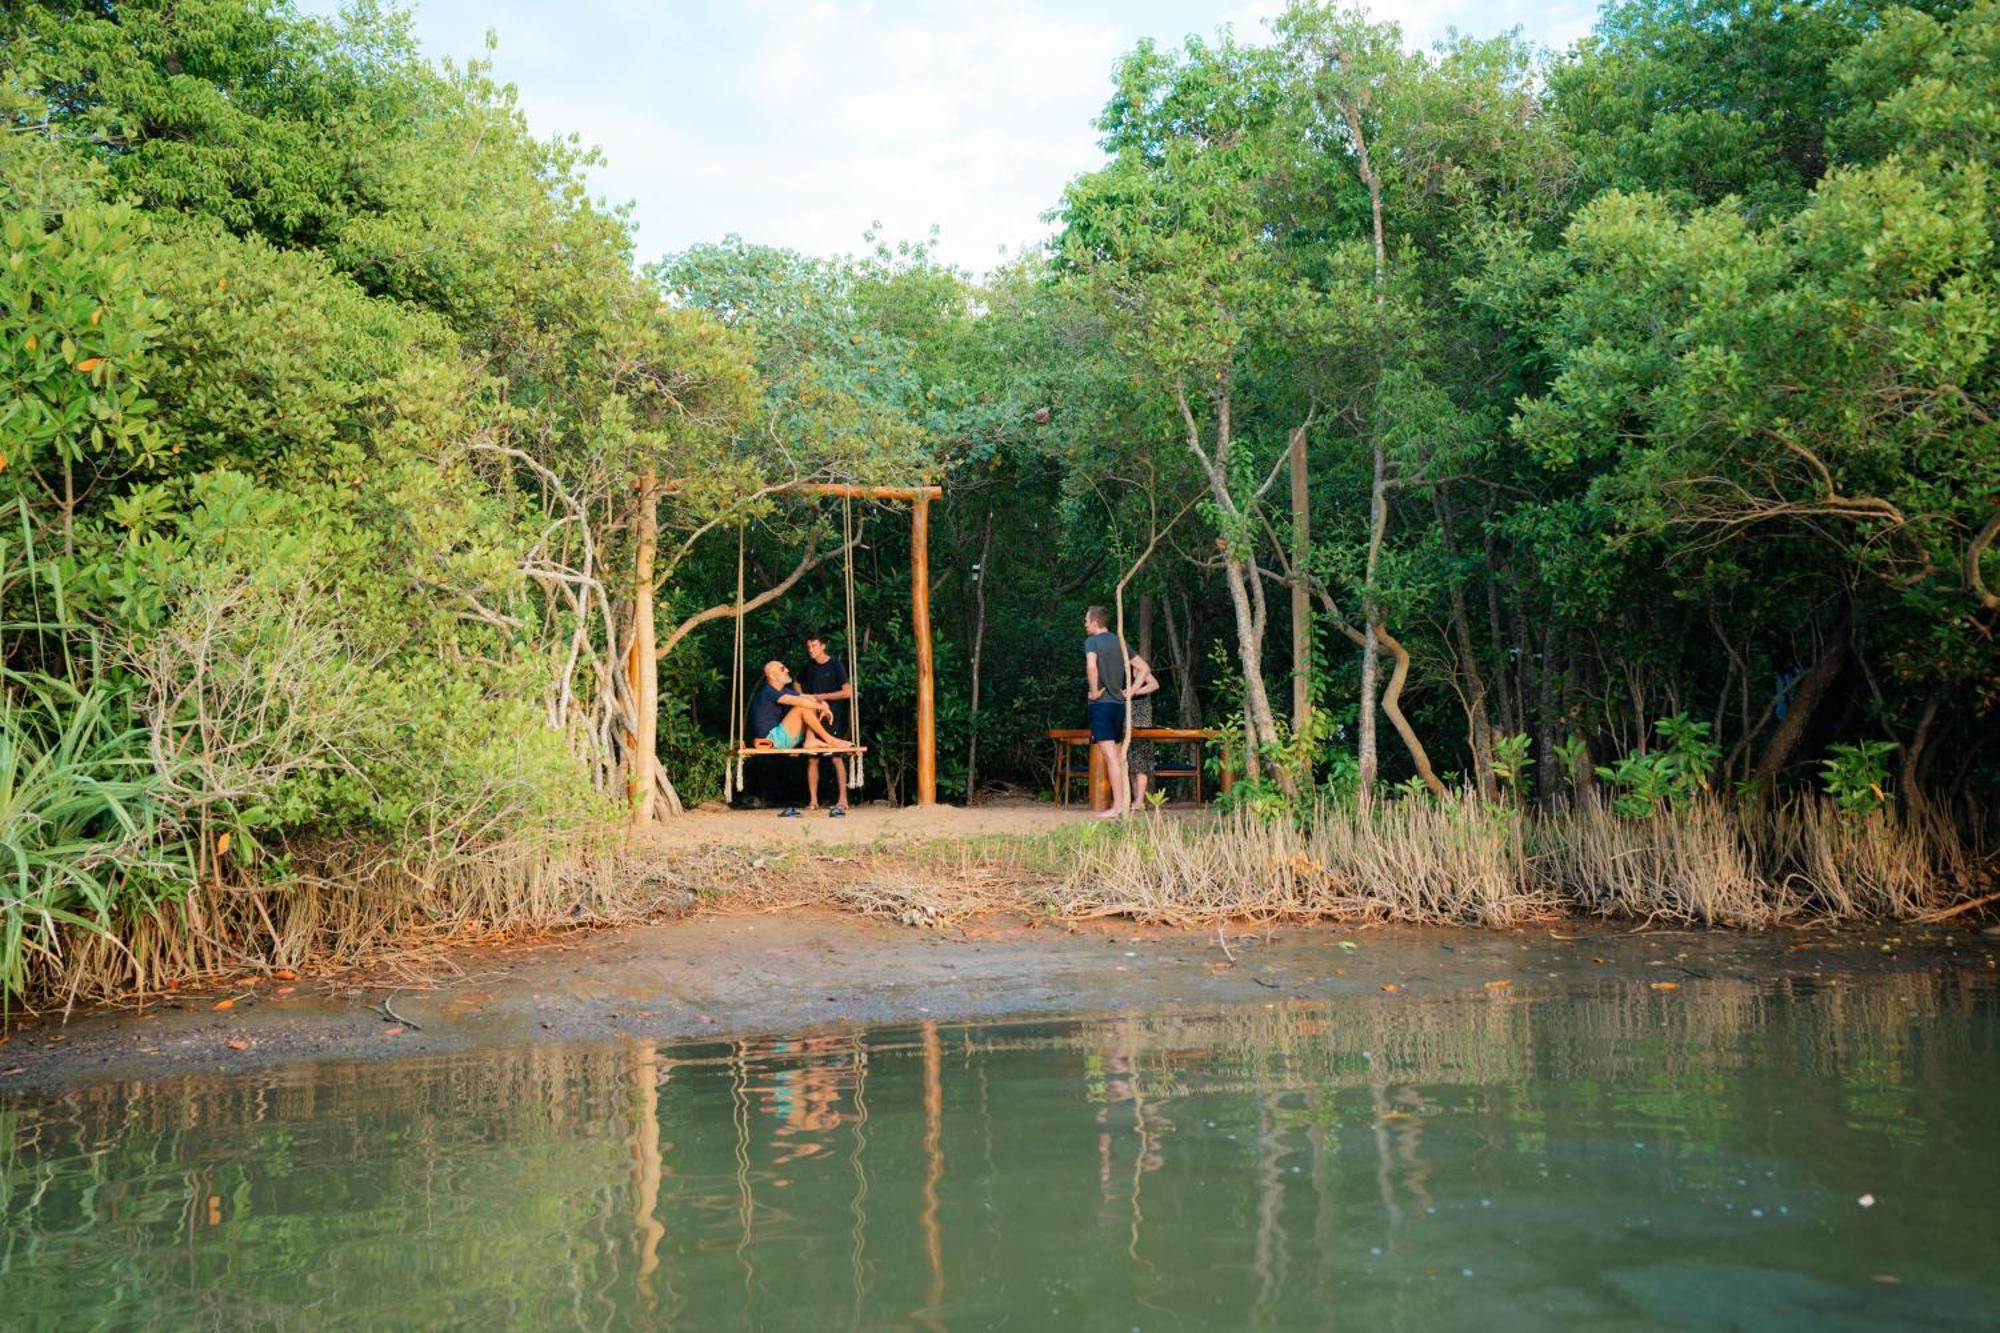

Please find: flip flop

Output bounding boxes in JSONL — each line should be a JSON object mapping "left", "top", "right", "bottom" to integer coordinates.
{"left": 829, "top": 806, "right": 847, "bottom": 818}
{"left": 778, "top": 806, "right": 802, "bottom": 818}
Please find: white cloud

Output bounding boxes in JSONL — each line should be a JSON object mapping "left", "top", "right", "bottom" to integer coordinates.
{"left": 297, "top": 0, "right": 1604, "bottom": 275}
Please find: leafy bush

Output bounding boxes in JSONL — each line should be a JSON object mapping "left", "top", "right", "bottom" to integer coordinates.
{"left": 1820, "top": 739, "right": 1897, "bottom": 818}
{"left": 1595, "top": 713, "right": 1720, "bottom": 818}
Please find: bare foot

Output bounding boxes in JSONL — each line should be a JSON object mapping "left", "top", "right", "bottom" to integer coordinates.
{"left": 1096, "top": 807, "right": 1127, "bottom": 820}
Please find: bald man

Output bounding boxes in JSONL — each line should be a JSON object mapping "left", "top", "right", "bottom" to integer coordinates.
{"left": 748, "top": 660, "right": 856, "bottom": 752}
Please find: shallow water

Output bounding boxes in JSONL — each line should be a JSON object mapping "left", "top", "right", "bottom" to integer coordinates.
{"left": 4, "top": 969, "right": 1997, "bottom": 1330}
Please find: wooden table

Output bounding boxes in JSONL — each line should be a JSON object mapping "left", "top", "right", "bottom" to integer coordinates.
{"left": 1046, "top": 727, "right": 1231, "bottom": 811}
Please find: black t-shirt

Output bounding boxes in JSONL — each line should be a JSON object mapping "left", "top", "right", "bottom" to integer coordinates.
{"left": 748, "top": 681, "right": 787, "bottom": 737}
{"left": 798, "top": 657, "right": 849, "bottom": 735}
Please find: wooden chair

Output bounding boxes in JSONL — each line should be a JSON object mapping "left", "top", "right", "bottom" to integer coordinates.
{"left": 1053, "top": 737, "right": 1092, "bottom": 806}
{"left": 1145, "top": 741, "right": 1204, "bottom": 805}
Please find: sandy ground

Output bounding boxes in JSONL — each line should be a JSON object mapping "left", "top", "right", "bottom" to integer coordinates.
{"left": 5, "top": 909, "right": 1993, "bottom": 1093}
{"left": 648, "top": 795, "right": 1199, "bottom": 848}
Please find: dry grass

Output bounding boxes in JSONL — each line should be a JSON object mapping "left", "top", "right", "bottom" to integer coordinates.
{"left": 1043, "top": 795, "right": 1988, "bottom": 930}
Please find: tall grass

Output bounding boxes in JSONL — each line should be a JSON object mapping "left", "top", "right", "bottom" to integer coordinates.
{"left": 0, "top": 672, "right": 169, "bottom": 1011}
{"left": 1046, "top": 795, "right": 1984, "bottom": 928}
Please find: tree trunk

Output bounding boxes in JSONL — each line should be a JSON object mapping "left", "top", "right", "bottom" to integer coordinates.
{"left": 1357, "top": 438, "right": 1387, "bottom": 805}
{"left": 1753, "top": 628, "right": 1846, "bottom": 790}
{"left": 1164, "top": 591, "right": 1200, "bottom": 728}
{"left": 1437, "top": 491, "right": 1496, "bottom": 799}
{"left": 1900, "top": 697, "right": 1938, "bottom": 805}
{"left": 626, "top": 467, "right": 660, "bottom": 826}
{"left": 1290, "top": 423, "right": 1312, "bottom": 733}
{"left": 1375, "top": 624, "right": 1445, "bottom": 796}
{"left": 964, "top": 510, "right": 994, "bottom": 804}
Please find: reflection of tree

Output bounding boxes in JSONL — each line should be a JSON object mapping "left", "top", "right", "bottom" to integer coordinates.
{"left": 1, "top": 966, "right": 1988, "bottom": 1327}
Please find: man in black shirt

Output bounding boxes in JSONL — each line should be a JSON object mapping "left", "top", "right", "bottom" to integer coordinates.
{"left": 799, "top": 631, "right": 854, "bottom": 815}
{"left": 747, "top": 660, "right": 852, "bottom": 754}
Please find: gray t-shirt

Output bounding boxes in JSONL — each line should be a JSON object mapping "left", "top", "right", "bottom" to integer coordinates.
{"left": 1083, "top": 630, "right": 1127, "bottom": 703}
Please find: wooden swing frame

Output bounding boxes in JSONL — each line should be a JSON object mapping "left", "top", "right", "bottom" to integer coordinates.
{"left": 725, "top": 483, "right": 942, "bottom": 807}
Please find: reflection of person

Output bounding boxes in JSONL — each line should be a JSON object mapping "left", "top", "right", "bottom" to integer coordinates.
{"left": 1126, "top": 654, "right": 1162, "bottom": 806}
{"left": 1082, "top": 605, "right": 1131, "bottom": 818}
{"left": 748, "top": 660, "right": 854, "bottom": 752}
{"left": 798, "top": 631, "right": 853, "bottom": 816}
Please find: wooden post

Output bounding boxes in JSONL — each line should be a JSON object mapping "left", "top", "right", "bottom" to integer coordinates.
{"left": 627, "top": 467, "right": 659, "bottom": 826}
{"left": 912, "top": 496, "right": 937, "bottom": 806}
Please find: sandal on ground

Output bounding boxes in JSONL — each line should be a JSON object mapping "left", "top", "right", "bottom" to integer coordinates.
{"left": 778, "top": 806, "right": 802, "bottom": 818}
{"left": 829, "top": 806, "right": 847, "bottom": 818}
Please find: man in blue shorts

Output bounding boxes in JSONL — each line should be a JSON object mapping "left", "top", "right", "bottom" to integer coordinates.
{"left": 748, "top": 660, "right": 854, "bottom": 754}
{"left": 1081, "top": 604, "right": 1132, "bottom": 818}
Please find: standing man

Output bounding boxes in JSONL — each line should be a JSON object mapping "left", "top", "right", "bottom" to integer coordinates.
{"left": 800, "top": 631, "right": 853, "bottom": 817}
{"left": 1082, "top": 605, "right": 1132, "bottom": 818}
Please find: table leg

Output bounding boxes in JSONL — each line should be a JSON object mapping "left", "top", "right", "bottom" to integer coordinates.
{"left": 1089, "top": 743, "right": 1109, "bottom": 811}
{"left": 1218, "top": 742, "right": 1235, "bottom": 796}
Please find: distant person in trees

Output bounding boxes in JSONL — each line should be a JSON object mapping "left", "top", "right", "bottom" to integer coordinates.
{"left": 1125, "top": 653, "right": 1163, "bottom": 806}
{"left": 749, "top": 660, "right": 853, "bottom": 758}
{"left": 1082, "top": 605, "right": 1132, "bottom": 818}
{"left": 799, "top": 631, "right": 853, "bottom": 817}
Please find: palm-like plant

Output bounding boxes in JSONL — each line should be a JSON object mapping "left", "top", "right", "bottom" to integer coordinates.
{"left": 0, "top": 671, "right": 163, "bottom": 1008}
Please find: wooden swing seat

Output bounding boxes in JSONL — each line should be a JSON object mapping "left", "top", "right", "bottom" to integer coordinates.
{"left": 733, "top": 744, "right": 868, "bottom": 758}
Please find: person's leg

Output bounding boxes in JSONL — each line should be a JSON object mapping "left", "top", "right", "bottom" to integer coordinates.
{"left": 1095, "top": 739, "right": 1129, "bottom": 817}
{"left": 786, "top": 705, "right": 856, "bottom": 750}
{"left": 831, "top": 755, "right": 849, "bottom": 809}
{"left": 806, "top": 753, "right": 822, "bottom": 809}
{"left": 1132, "top": 769, "right": 1150, "bottom": 807}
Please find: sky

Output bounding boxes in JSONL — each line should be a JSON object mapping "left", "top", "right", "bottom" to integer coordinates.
{"left": 297, "top": 0, "right": 1601, "bottom": 275}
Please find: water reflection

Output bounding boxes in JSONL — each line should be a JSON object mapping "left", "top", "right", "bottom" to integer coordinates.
{"left": 4, "top": 970, "right": 1997, "bottom": 1330}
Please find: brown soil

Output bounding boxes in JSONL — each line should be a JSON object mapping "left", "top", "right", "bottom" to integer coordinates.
{"left": 647, "top": 795, "right": 1182, "bottom": 847}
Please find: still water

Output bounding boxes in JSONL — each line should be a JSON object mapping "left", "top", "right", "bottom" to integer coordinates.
{"left": 4, "top": 970, "right": 1997, "bottom": 1330}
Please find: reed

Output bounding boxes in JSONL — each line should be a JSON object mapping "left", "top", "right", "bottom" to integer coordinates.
{"left": 1041, "top": 795, "right": 1986, "bottom": 929}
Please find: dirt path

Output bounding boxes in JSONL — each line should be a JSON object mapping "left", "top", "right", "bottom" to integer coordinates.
{"left": 645, "top": 796, "right": 1187, "bottom": 848}
{"left": 5, "top": 910, "right": 1992, "bottom": 1092}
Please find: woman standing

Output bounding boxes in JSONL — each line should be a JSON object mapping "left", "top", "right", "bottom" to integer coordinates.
{"left": 1126, "top": 654, "right": 1163, "bottom": 808}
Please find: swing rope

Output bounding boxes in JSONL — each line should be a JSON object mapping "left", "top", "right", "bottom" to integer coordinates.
{"left": 842, "top": 494, "right": 864, "bottom": 788}
{"left": 724, "top": 518, "right": 747, "bottom": 802}
{"left": 721, "top": 500, "right": 868, "bottom": 803}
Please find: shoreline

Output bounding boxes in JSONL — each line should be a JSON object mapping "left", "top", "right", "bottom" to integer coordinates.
{"left": 5, "top": 906, "right": 1994, "bottom": 1094}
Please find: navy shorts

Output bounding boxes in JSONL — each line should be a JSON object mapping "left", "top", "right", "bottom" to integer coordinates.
{"left": 1086, "top": 698, "right": 1127, "bottom": 743}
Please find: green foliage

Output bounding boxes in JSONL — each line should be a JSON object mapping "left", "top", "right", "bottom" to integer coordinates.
{"left": 1595, "top": 714, "right": 1721, "bottom": 818}
{"left": 0, "top": 670, "right": 166, "bottom": 1010}
{"left": 1492, "top": 733, "right": 1535, "bottom": 800}
{"left": 1820, "top": 739, "right": 1899, "bottom": 816}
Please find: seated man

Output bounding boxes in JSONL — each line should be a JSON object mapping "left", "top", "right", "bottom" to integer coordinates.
{"left": 749, "top": 660, "right": 856, "bottom": 752}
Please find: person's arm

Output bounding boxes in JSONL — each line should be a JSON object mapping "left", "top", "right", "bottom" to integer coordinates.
{"left": 778, "top": 690, "right": 831, "bottom": 713}
{"left": 1130, "top": 656, "right": 1161, "bottom": 697}
{"left": 1086, "top": 649, "right": 1104, "bottom": 701}
{"left": 811, "top": 673, "right": 853, "bottom": 703}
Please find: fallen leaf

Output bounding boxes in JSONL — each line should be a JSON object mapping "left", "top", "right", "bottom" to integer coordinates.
{"left": 215, "top": 831, "right": 233, "bottom": 858}
{"left": 382, "top": 1026, "right": 404, "bottom": 1037}
{"left": 275, "top": 986, "right": 296, "bottom": 996}
{"left": 225, "top": 1039, "right": 248, "bottom": 1051}
{"left": 1484, "top": 979, "right": 1512, "bottom": 989}
{"left": 1380, "top": 983, "right": 1401, "bottom": 994}
{"left": 272, "top": 968, "right": 298, "bottom": 981}
{"left": 212, "top": 998, "right": 235, "bottom": 1011}
{"left": 1650, "top": 981, "right": 1681, "bottom": 991}
{"left": 1338, "top": 940, "right": 1359, "bottom": 951}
